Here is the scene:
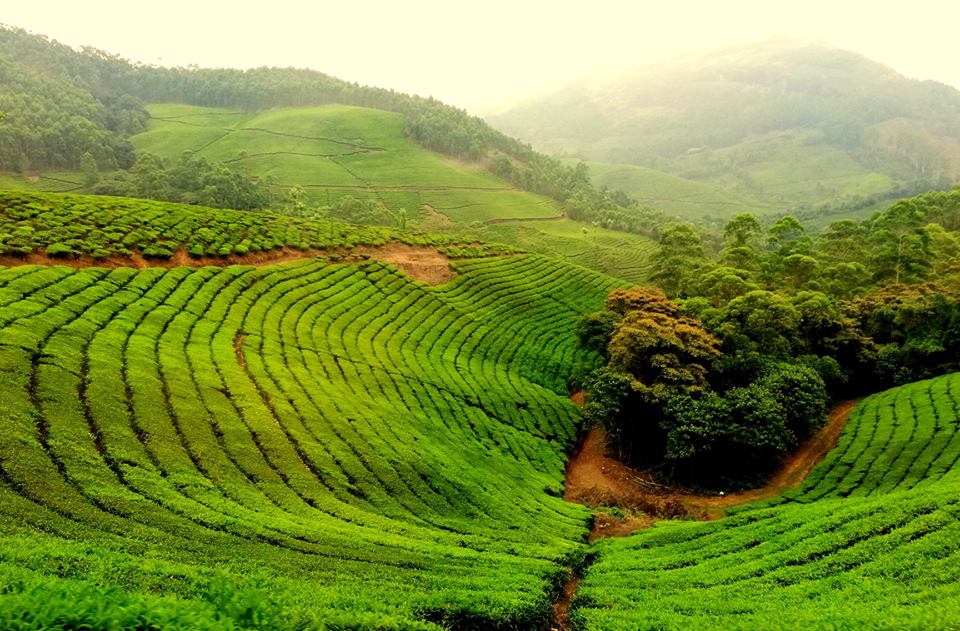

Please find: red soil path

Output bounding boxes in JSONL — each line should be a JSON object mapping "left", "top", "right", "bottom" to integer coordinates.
{"left": 564, "top": 397, "right": 859, "bottom": 539}
{"left": 552, "top": 397, "right": 858, "bottom": 630}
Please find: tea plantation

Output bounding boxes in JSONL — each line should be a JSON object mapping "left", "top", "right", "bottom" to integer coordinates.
{"left": 0, "top": 190, "right": 511, "bottom": 260}
{"left": 3, "top": 191, "right": 960, "bottom": 630}
{"left": 573, "top": 373, "right": 960, "bottom": 630}
{"left": 0, "top": 191, "right": 627, "bottom": 628}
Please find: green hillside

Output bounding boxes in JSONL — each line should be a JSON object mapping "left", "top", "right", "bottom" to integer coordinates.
{"left": 573, "top": 372, "right": 960, "bottom": 629}
{"left": 127, "top": 104, "right": 659, "bottom": 281}
{"left": 490, "top": 40, "right": 960, "bottom": 222}
{"left": 131, "top": 103, "right": 563, "bottom": 222}
{"left": 0, "top": 193, "right": 626, "bottom": 628}
{"left": 575, "top": 160, "right": 773, "bottom": 221}
{"left": 0, "top": 25, "right": 664, "bottom": 285}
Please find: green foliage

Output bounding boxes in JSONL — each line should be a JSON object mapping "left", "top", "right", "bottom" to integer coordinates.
{"left": 662, "top": 363, "right": 825, "bottom": 482}
{"left": 94, "top": 152, "right": 269, "bottom": 210}
{"left": 575, "top": 311, "right": 619, "bottom": 359}
{"left": 574, "top": 371, "right": 960, "bottom": 629}
{"left": 0, "top": 190, "right": 513, "bottom": 261}
{"left": 79, "top": 152, "right": 98, "bottom": 188}
{"left": 0, "top": 241, "right": 620, "bottom": 627}
{"left": 0, "top": 29, "right": 145, "bottom": 171}
{"left": 650, "top": 223, "right": 705, "bottom": 296}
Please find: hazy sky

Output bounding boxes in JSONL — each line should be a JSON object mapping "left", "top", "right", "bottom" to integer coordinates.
{"left": 3, "top": 0, "right": 960, "bottom": 112}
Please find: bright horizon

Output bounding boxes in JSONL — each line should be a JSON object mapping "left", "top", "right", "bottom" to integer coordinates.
{"left": 3, "top": 0, "right": 960, "bottom": 113}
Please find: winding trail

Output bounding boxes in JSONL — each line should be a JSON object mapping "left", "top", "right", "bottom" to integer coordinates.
{"left": 551, "top": 397, "right": 859, "bottom": 630}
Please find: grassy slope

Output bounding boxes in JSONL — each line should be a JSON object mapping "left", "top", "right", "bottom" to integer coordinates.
{"left": 133, "top": 103, "right": 560, "bottom": 221}
{"left": 0, "top": 193, "right": 625, "bottom": 628}
{"left": 576, "top": 159, "right": 774, "bottom": 221}
{"left": 130, "top": 103, "right": 657, "bottom": 283}
{"left": 574, "top": 373, "right": 960, "bottom": 630}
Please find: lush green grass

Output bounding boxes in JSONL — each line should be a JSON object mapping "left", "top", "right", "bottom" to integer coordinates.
{"left": 480, "top": 219, "right": 656, "bottom": 285}
{"left": 0, "top": 245, "right": 621, "bottom": 627}
{"left": 133, "top": 103, "right": 528, "bottom": 203}
{"left": 578, "top": 160, "right": 774, "bottom": 221}
{"left": 573, "top": 372, "right": 960, "bottom": 630}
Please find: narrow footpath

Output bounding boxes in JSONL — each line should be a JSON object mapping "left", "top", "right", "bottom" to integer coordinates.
{"left": 551, "top": 396, "right": 858, "bottom": 630}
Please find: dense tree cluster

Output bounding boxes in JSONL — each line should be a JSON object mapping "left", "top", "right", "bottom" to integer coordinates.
{"left": 0, "top": 27, "right": 146, "bottom": 171}
{"left": 92, "top": 152, "right": 270, "bottom": 210}
{"left": 580, "top": 288, "right": 830, "bottom": 486}
{"left": 582, "top": 187, "right": 960, "bottom": 487}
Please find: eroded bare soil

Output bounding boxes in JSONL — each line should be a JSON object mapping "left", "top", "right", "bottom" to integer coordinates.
{"left": 564, "top": 397, "right": 859, "bottom": 536}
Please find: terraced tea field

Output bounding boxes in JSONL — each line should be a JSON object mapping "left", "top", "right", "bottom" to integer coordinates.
{"left": 573, "top": 373, "right": 960, "bottom": 630}
{"left": 4, "top": 191, "right": 960, "bottom": 629}
{"left": 481, "top": 220, "right": 657, "bottom": 285}
{"left": 133, "top": 103, "right": 564, "bottom": 223}
{"left": 0, "top": 248, "right": 622, "bottom": 628}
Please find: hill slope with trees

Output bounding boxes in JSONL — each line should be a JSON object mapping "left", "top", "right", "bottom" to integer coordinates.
{"left": 490, "top": 40, "right": 960, "bottom": 222}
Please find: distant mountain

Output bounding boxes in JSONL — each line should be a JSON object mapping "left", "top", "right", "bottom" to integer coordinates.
{"left": 489, "top": 40, "right": 960, "bottom": 219}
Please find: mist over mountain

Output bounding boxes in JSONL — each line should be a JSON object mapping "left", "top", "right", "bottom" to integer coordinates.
{"left": 489, "top": 40, "right": 960, "bottom": 217}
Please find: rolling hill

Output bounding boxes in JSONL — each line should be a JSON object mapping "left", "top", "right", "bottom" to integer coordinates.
{"left": 131, "top": 103, "right": 561, "bottom": 223}
{"left": 0, "top": 191, "right": 621, "bottom": 628}
{"left": 489, "top": 39, "right": 960, "bottom": 222}
{"left": 4, "top": 191, "right": 960, "bottom": 628}
{"left": 0, "top": 25, "right": 660, "bottom": 285}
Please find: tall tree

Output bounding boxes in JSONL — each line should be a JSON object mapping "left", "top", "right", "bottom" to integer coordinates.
{"left": 650, "top": 223, "right": 706, "bottom": 297}
{"left": 80, "top": 152, "right": 99, "bottom": 188}
{"left": 870, "top": 200, "right": 933, "bottom": 284}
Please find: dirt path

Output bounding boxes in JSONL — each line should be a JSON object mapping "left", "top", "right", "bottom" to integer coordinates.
{"left": 552, "top": 397, "right": 859, "bottom": 630}
{"left": 483, "top": 214, "right": 566, "bottom": 225}
{"left": 564, "top": 397, "right": 859, "bottom": 535}
{"left": 0, "top": 242, "right": 472, "bottom": 286}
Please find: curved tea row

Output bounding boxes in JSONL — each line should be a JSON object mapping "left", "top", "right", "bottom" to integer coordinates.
{"left": 574, "top": 373, "right": 960, "bottom": 630}
{"left": 0, "top": 255, "right": 618, "bottom": 629}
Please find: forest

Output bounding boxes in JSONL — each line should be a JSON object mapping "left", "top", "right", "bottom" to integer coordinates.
{"left": 578, "top": 187, "right": 960, "bottom": 486}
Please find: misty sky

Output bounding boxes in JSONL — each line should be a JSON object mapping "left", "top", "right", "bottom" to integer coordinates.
{"left": 3, "top": 0, "right": 959, "bottom": 112}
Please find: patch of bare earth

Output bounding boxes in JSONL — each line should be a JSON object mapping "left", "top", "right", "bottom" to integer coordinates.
{"left": 563, "top": 395, "right": 859, "bottom": 537}
{"left": 0, "top": 242, "right": 466, "bottom": 286}
{"left": 553, "top": 395, "right": 858, "bottom": 629}
{"left": 353, "top": 243, "right": 457, "bottom": 285}
{"left": 551, "top": 573, "right": 581, "bottom": 631}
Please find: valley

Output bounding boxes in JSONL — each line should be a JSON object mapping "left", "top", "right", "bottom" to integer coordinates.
{"left": 1, "top": 19, "right": 960, "bottom": 631}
